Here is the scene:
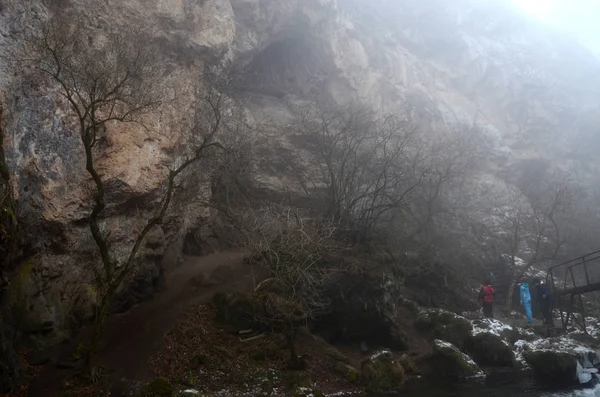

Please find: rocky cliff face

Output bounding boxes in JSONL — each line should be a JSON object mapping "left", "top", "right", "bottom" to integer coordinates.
{"left": 1, "top": 0, "right": 599, "bottom": 345}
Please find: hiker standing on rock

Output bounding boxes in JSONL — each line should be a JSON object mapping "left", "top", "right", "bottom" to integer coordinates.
{"left": 478, "top": 279, "right": 495, "bottom": 319}
{"left": 532, "top": 278, "right": 554, "bottom": 327}
{"left": 520, "top": 282, "right": 533, "bottom": 323}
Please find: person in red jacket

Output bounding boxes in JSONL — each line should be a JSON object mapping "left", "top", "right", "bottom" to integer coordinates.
{"left": 478, "top": 279, "right": 496, "bottom": 319}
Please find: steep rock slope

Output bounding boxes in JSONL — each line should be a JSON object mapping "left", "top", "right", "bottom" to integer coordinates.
{"left": 0, "top": 0, "right": 599, "bottom": 343}
{"left": 235, "top": 0, "right": 600, "bottom": 171}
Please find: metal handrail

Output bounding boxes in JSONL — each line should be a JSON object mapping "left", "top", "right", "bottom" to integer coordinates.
{"left": 547, "top": 249, "right": 600, "bottom": 272}
{"left": 545, "top": 249, "right": 600, "bottom": 331}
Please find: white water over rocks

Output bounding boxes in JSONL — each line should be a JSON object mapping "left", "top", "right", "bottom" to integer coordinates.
{"left": 547, "top": 383, "right": 600, "bottom": 397}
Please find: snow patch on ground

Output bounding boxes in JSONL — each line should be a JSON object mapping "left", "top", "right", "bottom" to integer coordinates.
{"left": 516, "top": 326, "right": 536, "bottom": 339}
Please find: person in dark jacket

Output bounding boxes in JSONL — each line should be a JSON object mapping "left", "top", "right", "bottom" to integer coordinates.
{"left": 478, "top": 279, "right": 496, "bottom": 319}
{"left": 532, "top": 278, "right": 554, "bottom": 326}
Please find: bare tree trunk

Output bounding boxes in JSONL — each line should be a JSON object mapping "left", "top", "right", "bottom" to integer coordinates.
{"left": 285, "top": 330, "right": 303, "bottom": 370}
{"left": 506, "top": 266, "right": 531, "bottom": 308}
{"left": 506, "top": 280, "right": 516, "bottom": 309}
{"left": 86, "top": 297, "right": 110, "bottom": 371}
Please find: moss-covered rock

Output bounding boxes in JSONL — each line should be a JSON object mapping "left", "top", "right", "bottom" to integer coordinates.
{"left": 466, "top": 333, "right": 515, "bottom": 367}
{"left": 334, "top": 362, "right": 359, "bottom": 383}
{"left": 361, "top": 350, "right": 405, "bottom": 392}
{"left": 398, "top": 353, "right": 418, "bottom": 375}
{"left": 178, "top": 370, "right": 197, "bottom": 388}
{"left": 284, "top": 371, "right": 314, "bottom": 391}
{"left": 524, "top": 350, "right": 578, "bottom": 386}
{"left": 325, "top": 346, "right": 350, "bottom": 363}
{"left": 429, "top": 340, "right": 482, "bottom": 380}
{"left": 416, "top": 309, "right": 472, "bottom": 349}
{"left": 148, "top": 378, "right": 173, "bottom": 396}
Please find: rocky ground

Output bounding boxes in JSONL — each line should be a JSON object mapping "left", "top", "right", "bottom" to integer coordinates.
{"left": 4, "top": 253, "right": 600, "bottom": 397}
{"left": 18, "top": 307, "right": 600, "bottom": 397}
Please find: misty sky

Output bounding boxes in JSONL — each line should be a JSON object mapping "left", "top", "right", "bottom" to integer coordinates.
{"left": 508, "top": 0, "right": 600, "bottom": 56}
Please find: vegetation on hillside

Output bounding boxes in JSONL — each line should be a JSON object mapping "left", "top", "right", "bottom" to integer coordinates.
{"left": 2, "top": 3, "right": 600, "bottom": 396}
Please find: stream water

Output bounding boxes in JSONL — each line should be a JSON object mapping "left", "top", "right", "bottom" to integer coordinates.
{"left": 393, "top": 372, "right": 600, "bottom": 397}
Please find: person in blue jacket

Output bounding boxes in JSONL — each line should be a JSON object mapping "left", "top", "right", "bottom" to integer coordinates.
{"left": 520, "top": 282, "right": 533, "bottom": 323}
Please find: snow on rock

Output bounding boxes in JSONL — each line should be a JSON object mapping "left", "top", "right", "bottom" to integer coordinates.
{"left": 370, "top": 350, "right": 392, "bottom": 360}
{"left": 470, "top": 317, "right": 533, "bottom": 342}
{"left": 515, "top": 326, "right": 536, "bottom": 340}
{"left": 528, "top": 336, "right": 597, "bottom": 357}
{"left": 324, "top": 391, "right": 362, "bottom": 397}
{"left": 471, "top": 318, "right": 513, "bottom": 337}
{"left": 519, "top": 335, "right": 600, "bottom": 385}
{"left": 513, "top": 339, "right": 531, "bottom": 368}
{"left": 524, "top": 267, "right": 547, "bottom": 279}
{"left": 295, "top": 387, "right": 321, "bottom": 397}
{"left": 583, "top": 317, "right": 600, "bottom": 338}
{"left": 433, "top": 339, "right": 484, "bottom": 378}
{"left": 416, "top": 308, "right": 473, "bottom": 349}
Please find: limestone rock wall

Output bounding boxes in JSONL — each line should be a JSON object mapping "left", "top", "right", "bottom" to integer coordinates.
{"left": 1, "top": 0, "right": 599, "bottom": 345}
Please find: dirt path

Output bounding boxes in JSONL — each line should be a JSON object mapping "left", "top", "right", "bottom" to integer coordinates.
{"left": 28, "top": 252, "right": 262, "bottom": 396}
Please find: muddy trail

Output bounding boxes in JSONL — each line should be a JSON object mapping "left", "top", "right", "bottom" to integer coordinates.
{"left": 28, "top": 252, "right": 263, "bottom": 396}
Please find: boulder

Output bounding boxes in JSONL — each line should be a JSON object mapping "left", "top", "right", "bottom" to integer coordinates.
{"left": 361, "top": 350, "right": 405, "bottom": 392}
{"left": 398, "top": 353, "right": 418, "bottom": 375}
{"left": 334, "top": 362, "right": 360, "bottom": 383}
{"left": 470, "top": 318, "right": 514, "bottom": 340}
{"left": 520, "top": 336, "right": 600, "bottom": 385}
{"left": 428, "top": 340, "right": 483, "bottom": 380}
{"left": 416, "top": 309, "right": 472, "bottom": 349}
{"left": 524, "top": 350, "right": 578, "bottom": 386}
{"left": 314, "top": 272, "right": 413, "bottom": 351}
{"left": 148, "top": 377, "right": 174, "bottom": 396}
{"left": 324, "top": 346, "right": 350, "bottom": 364}
{"left": 178, "top": 370, "right": 198, "bottom": 388}
{"left": 466, "top": 333, "right": 515, "bottom": 367}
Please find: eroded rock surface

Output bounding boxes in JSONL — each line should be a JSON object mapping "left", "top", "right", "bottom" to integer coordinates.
{"left": 1, "top": 0, "right": 600, "bottom": 347}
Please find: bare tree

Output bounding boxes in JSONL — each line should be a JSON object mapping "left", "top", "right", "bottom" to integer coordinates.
{"left": 29, "top": 13, "right": 232, "bottom": 371}
{"left": 491, "top": 172, "right": 575, "bottom": 307}
{"left": 290, "top": 99, "right": 423, "bottom": 240}
{"left": 400, "top": 126, "right": 488, "bottom": 249}
{"left": 243, "top": 205, "right": 342, "bottom": 368}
